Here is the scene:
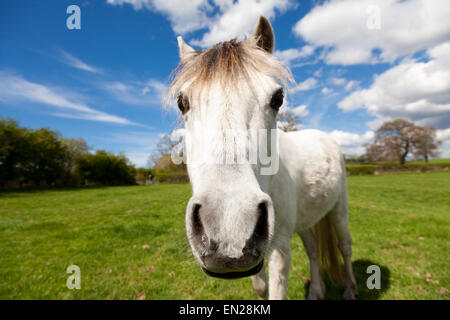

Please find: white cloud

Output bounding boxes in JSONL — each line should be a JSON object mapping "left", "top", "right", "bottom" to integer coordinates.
{"left": 101, "top": 79, "right": 167, "bottom": 106}
{"left": 0, "top": 71, "right": 139, "bottom": 126}
{"left": 345, "top": 80, "right": 359, "bottom": 91}
{"left": 291, "top": 77, "right": 318, "bottom": 93}
{"left": 107, "top": 0, "right": 211, "bottom": 34}
{"left": 313, "top": 68, "right": 322, "bottom": 78}
{"left": 437, "top": 128, "right": 450, "bottom": 158}
{"left": 107, "top": 0, "right": 293, "bottom": 48}
{"left": 437, "top": 128, "right": 450, "bottom": 141}
{"left": 294, "top": 0, "right": 450, "bottom": 65}
{"left": 338, "top": 42, "right": 450, "bottom": 129}
{"left": 191, "top": 0, "right": 293, "bottom": 47}
{"left": 60, "top": 49, "right": 102, "bottom": 73}
{"left": 321, "top": 87, "right": 333, "bottom": 95}
{"left": 329, "top": 130, "right": 374, "bottom": 155}
{"left": 274, "top": 45, "right": 315, "bottom": 66}
{"left": 290, "top": 104, "right": 309, "bottom": 117}
{"left": 328, "top": 77, "right": 346, "bottom": 86}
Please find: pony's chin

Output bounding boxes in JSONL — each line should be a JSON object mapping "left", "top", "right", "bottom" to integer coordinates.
{"left": 201, "top": 260, "right": 264, "bottom": 279}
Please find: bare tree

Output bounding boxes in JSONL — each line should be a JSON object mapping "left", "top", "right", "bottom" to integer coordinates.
{"left": 374, "top": 119, "right": 416, "bottom": 165}
{"left": 410, "top": 126, "right": 441, "bottom": 163}
{"left": 147, "top": 132, "right": 183, "bottom": 168}
{"left": 363, "top": 142, "right": 389, "bottom": 163}
{"left": 364, "top": 119, "right": 442, "bottom": 164}
{"left": 277, "top": 110, "right": 302, "bottom": 132}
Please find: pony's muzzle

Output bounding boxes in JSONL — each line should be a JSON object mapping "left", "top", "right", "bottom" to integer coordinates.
{"left": 186, "top": 197, "right": 271, "bottom": 278}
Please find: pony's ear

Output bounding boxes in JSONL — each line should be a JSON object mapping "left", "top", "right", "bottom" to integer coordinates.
{"left": 252, "top": 16, "right": 275, "bottom": 53}
{"left": 177, "top": 36, "right": 195, "bottom": 62}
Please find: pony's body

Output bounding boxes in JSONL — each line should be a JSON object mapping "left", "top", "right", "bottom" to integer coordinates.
{"left": 254, "top": 129, "right": 355, "bottom": 299}
{"left": 168, "top": 16, "right": 357, "bottom": 300}
{"left": 273, "top": 129, "right": 345, "bottom": 235}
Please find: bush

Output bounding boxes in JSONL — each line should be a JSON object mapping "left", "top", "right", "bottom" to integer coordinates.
{"left": 76, "top": 150, "right": 136, "bottom": 185}
{"left": 135, "top": 168, "right": 155, "bottom": 185}
{"left": 346, "top": 165, "right": 377, "bottom": 175}
{"left": 153, "top": 170, "right": 189, "bottom": 183}
{"left": 345, "top": 162, "right": 450, "bottom": 175}
{"left": 153, "top": 154, "right": 188, "bottom": 183}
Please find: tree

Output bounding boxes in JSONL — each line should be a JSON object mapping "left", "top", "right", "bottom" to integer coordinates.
{"left": 376, "top": 119, "right": 415, "bottom": 165}
{"left": 364, "top": 119, "right": 442, "bottom": 164}
{"left": 0, "top": 118, "right": 27, "bottom": 184}
{"left": 1, "top": 116, "right": 138, "bottom": 187}
{"left": 76, "top": 150, "right": 136, "bottom": 185}
{"left": 22, "top": 128, "right": 69, "bottom": 185}
{"left": 147, "top": 132, "right": 183, "bottom": 168}
{"left": 276, "top": 110, "right": 302, "bottom": 132}
{"left": 363, "top": 142, "right": 388, "bottom": 163}
{"left": 410, "top": 126, "right": 441, "bottom": 163}
{"left": 60, "top": 137, "right": 90, "bottom": 170}
{"left": 0, "top": 118, "right": 69, "bottom": 186}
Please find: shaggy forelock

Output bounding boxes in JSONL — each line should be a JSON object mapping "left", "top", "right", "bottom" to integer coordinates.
{"left": 165, "top": 37, "right": 294, "bottom": 108}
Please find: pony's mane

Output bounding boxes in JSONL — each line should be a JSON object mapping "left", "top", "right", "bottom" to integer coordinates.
{"left": 165, "top": 37, "right": 294, "bottom": 107}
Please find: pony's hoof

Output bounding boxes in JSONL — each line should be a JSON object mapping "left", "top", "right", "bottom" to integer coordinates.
{"left": 343, "top": 287, "right": 357, "bottom": 300}
{"left": 307, "top": 292, "right": 324, "bottom": 300}
{"left": 307, "top": 287, "right": 325, "bottom": 300}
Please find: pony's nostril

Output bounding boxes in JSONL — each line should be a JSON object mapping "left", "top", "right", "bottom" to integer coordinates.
{"left": 191, "top": 203, "right": 217, "bottom": 254}
{"left": 243, "top": 201, "right": 269, "bottom": 256}
{"left": 191, "top": 203, "right": 203, "bottom": 236}
{"left": 255, "top": 201, "right": 269, "bottom": 240}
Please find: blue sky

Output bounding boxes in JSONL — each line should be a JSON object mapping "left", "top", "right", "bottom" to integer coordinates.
{"left": 1, "top": 0, "right": 450, "bottom": 166}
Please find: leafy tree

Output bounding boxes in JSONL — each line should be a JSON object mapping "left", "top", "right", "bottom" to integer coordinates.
{"left": 60, "top": 137, "right": 90, "bottom": 169}
{"left": 21, "top": 128, "right": 69, "bottom": 185}
{"left": 0, "top": 118, "right": 27, "bottom": 184}
{"left": 76, "top": 150, "right": 136, "bottom": 185}
{"left": 0, "top": 118, "right": 68, "bottom": 186}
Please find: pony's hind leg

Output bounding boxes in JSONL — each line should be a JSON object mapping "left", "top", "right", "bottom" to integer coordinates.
{"left": 329, "top": 200, "right": 358, "bottom": 300}
{"left": 298, "top": 229, "right": 325, "bottom": 300}
{"left": 252, "top": 263, "right": 268, "bottom": 299}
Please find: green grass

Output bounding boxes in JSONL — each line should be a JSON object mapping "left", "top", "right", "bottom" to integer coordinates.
{"left": 407, "top": 158, "right": 450, "bottom": 164}
{"left": 0, "top": 172, "right": 449, "bottom": 300}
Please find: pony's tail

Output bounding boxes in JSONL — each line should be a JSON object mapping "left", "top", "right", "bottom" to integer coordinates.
{"left": 312, "top": 215, "right": 343, "bottom": 284}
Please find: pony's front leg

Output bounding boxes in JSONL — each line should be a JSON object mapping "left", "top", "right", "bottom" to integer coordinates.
{"left": 267, "top": 240, "right": 291, "bottom": 300}
{"left": 252, "top": 263, "right": 268, "bottom": 299}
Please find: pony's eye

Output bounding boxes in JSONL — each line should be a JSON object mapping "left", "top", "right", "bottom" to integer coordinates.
{"left": 177, "top": 93, "right": 190, "bottom": 114}
{"left": 270, "top": 88, "right": 284, "bottom": 110}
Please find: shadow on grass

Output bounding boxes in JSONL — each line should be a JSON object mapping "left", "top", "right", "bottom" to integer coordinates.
{"left": 303, "top": 259, "right": 390, "bottom": 300}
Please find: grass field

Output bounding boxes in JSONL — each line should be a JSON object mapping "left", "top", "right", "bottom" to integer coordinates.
{"left": 407, "top": 158, "right": 450, "bottom": 164}
{"left": 0, "top": 172, "right": 449, "bottom": 300}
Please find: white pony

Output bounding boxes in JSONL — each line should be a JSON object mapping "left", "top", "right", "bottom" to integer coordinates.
{"left": 167, "top": 16, "right": 358, "bottom": 300}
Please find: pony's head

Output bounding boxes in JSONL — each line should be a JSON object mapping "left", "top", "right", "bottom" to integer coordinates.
{"left": 167, "top": 16, "right": 293, "bottom": 278}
